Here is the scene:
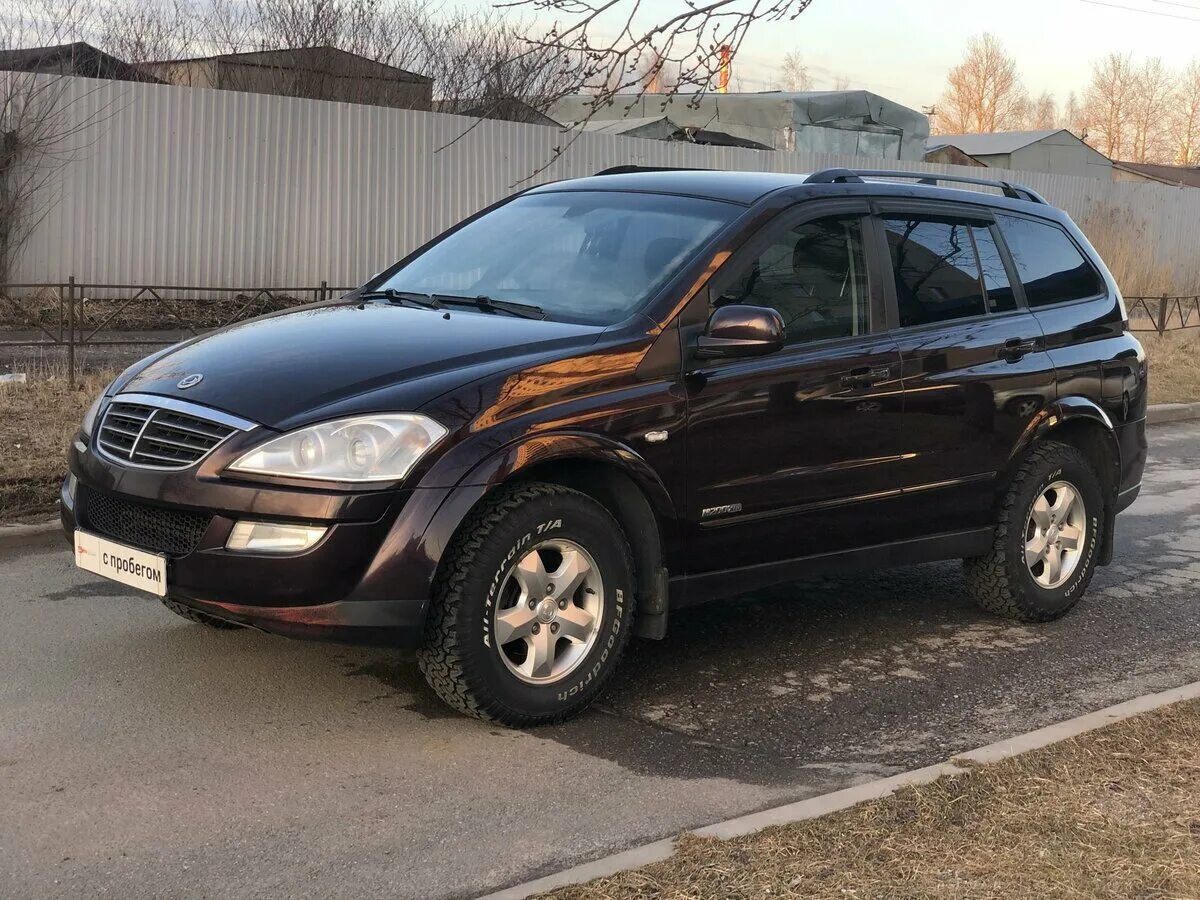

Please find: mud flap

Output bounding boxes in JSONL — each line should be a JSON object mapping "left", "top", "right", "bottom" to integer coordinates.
{"left": 633, "top": 566, "right": 670, "bottom": 640}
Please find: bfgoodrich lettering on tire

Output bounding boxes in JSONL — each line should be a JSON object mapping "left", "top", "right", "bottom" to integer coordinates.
{"left": 964, "top": 440, "right": 1105, "bottom": 623}
{"left": 417, "top": 482, "right": 636, "bottom": 725}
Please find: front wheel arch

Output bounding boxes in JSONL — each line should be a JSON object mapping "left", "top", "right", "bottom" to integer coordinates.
{"left": 430, "top": 452, "right": 671, "bottom": 642}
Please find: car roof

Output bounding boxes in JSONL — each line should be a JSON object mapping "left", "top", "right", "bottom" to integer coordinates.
{"left": 528, "top": 168, "right": 1061, "bottom": 219}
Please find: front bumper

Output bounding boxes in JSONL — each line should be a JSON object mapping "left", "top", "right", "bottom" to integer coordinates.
{"left": 63, "top": 435, "right": 464, "bottom": 647}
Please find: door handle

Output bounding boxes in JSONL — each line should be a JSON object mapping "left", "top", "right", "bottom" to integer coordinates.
{"left": 840, "top": 365, "right": 893, "bottom": 388}
{"left": 997, "top": 338, "right": 1039, "bottom": 361}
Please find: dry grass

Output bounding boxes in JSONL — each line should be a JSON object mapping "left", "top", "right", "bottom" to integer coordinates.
{"left": 1080, "top": 204, "right": 1200, "bottom": 298}
{"left": 546, "top": 699, "right": 1200, "bottom": 900}
{"left": 0, "top": 367, "right": 113, "bottom": 521}
{"left": 1142, "top": 330, "right": 1200, "bottom": 406}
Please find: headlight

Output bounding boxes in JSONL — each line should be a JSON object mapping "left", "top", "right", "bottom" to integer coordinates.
{"left": 81, "top": 390, "right": 107, "bottom": 438}
{"left": 226, "top": 414, "right": 447, "bottom": 482}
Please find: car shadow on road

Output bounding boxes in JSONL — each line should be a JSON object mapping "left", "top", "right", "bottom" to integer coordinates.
{"left": 74, "top": 560, "right": 1054, "bottom": 786}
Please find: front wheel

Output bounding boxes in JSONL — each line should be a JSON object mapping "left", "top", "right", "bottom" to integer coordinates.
{"left": 964, "top": 441, "right": 1105, "bottom": 622}
{"left": 417, "top": 482, "right": 636, "bottom": 725}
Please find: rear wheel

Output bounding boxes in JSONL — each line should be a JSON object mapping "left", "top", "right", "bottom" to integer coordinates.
{"left": 418, "top": 482, "right": 636, "bottom": 726}
{"left": 964, "top": 441, "right": 1104, "bottom": 622}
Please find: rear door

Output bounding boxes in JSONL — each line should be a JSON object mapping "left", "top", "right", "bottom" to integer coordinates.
{"left": 682, "top": 200, "right": 908, "bottom": 574}
{"left": 874, "top": 201, "right": 1057, "bottom": 535}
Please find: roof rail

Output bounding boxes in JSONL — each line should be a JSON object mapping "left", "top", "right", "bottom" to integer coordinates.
{"left": 593, "top": 165, "right": 710, "bottom": 176}
{"left": 804, "top": 168, "right": 1047, "bottom": 204}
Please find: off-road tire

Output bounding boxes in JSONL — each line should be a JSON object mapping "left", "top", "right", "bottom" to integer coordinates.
{"left": 964, "top": 440, "right": 1104, "bottom": 622}
{"left": 417, "top": 482, "right": 636, "bottom": 726}
{"left": 161, "top": 597, "right": 245, "bottom": 629}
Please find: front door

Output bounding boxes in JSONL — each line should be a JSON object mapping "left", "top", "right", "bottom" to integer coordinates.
{"left": 682, "top": 202, "right": 907, "bottom": 578}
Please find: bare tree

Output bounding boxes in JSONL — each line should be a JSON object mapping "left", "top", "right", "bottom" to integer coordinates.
{"left": 1062, "top": 90, "right": 1087, "bottom": 137}
{"left": 936, "top": 33, "right": 1028, "bottom": 134}
{"left": 0, "top": 0, "right": 109, "bottom": 283}
{"left": 830, "top": 72, "right": 852, "bottom": 91}
{"left": 99, "top": 0, "right": 202, "bottom": 65}
{"left": 776, "top": 50, "right": 811, "bottom": 92}
{"left": 1084, "top": 52, "right": 1136, "bottom": 159}
{"left": 1170, "top": 60, "right": 1200, "bottom": 165}
{"left": 1127, "top": 57, "right": 1173, "bottom": 163}
{"left": 1027, "top": 90, "right": 1056, "bottom": 130}
{"left": 500, "top": 0, "right": 818, "bottom": 118}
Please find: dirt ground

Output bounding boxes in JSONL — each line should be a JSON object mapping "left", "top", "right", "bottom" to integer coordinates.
{"left": 545, "top": 699, "right": 1200, "bottom": 900}
{"left": 0, "top": 369, "right": 110, "bottom": 521}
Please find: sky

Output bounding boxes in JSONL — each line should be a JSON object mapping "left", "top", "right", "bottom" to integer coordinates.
{"left": 487, "top": 0, "right": 1200, "bottom": 112}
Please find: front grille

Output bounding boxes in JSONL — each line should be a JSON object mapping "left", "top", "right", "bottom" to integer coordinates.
{"left": 97, "top": 401, "right": 237, "bottom": 469}
{"left": 81, "top": 487, "right": 212, "bottom": 557}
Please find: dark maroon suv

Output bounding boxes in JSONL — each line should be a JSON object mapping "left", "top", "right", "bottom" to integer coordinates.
{"left": 63, "top": 167, "right": 1147, "bottom": 724}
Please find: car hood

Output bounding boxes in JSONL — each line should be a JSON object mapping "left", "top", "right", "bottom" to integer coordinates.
{"left": 118, "top": 302, "right": 605, "bottom": 429}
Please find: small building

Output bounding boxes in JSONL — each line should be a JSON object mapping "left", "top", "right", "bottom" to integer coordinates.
{"left": 138, "top": 46, "right": 432, "bottom": 111}
{"left": 923, "top": 142, "right": 987, "bottom": 168}
{"left": 576, "top": 115, "right": 772, "bottom": 150}
{"left": 925, "top": 130, "right": 1112, "bottom": 178}
{"left": 436, "top": 97, "right": 560, "bottom": 128}
{"left": 1111, "top": 161, "right": 1200, "bottom": 189}
{"left": 0, "top": 42, "right": 161, "bottom": 83}
{"left": 551, "top": 90, "right": 929, "bottom": 159}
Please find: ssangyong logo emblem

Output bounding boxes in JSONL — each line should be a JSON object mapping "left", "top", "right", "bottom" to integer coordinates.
{"left": 177, "top": 373, "right": 204, "bottom": 389}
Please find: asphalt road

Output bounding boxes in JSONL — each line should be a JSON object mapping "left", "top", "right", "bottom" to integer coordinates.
{"left": 4, "top": 422, "right": 1200, "bottom": 899}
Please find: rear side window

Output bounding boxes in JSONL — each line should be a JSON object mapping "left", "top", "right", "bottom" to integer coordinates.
{"left": 996, "top": 214, "right": 1106, "bottom": 307}
{"left": 882, "top": 216, "right": 986, "bottom": 327}
{"left": 971, "top": 226, "right": 1016, "bottom": 313}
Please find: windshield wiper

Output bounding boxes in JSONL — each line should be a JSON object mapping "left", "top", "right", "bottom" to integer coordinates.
{"left": 357, "top": 289, "right": 444, "bottom": 310}
{"left": 429, "top": 293, "right": 546, "bottom": 320}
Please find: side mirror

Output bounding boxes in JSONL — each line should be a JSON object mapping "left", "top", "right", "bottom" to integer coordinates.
{"left": 696, "top": 305, "right": 785, "bottom": 359}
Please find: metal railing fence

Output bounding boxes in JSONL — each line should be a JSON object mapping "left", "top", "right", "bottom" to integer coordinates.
{"left": 0, "top": 280, "right": 355, "bottom": 384}
{"left": 3, "top": 281, "right": 1196, "bottom": 387}
{"left": 1125, "top": 296, "right": 1200, "bottom": 334}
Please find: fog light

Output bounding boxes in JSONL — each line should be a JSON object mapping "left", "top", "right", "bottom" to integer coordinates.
{"left": 226, "top": 521, "right": 327, "bottom": 553}
{"left": 66, "top": 473, "right": 78, "bottom": 500}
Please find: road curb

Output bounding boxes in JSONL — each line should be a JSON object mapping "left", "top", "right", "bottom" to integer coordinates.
{"left": 0, "top": 519, "right": 61, "bottom": 551}
{"left": 478, "top": 679, "right": 1200, "bottom": 900}
{"left": 1147, "top": 402, "right": 1200, "bottom": 426}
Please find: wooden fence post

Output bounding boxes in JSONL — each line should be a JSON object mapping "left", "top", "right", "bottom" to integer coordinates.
{"left": 1157, "top": 295, "right": 1169, "bottom": 335}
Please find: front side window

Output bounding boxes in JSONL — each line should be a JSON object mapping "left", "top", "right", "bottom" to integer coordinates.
{"left": 996, "top": 214, "right": 1106, "bottom": 307}
{"left": 377, "top": 191, "right": 738, "bottom": 325}
{"left": 715, "top": 215, "right": 870, "bottom": 345}
{"left": 883, "top": 216, "right": 986, "bottom": 327}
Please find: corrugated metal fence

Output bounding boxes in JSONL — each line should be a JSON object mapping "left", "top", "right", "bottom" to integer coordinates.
{"left": 11, "top": 76, "right": 1200, "bottom": 292}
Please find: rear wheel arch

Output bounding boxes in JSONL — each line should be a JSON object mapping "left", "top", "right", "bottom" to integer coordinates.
{"left": 1003, "top": 400, "right": 1121, "bottom": 501}
{"left": 999, "top": 399, "right": 1121, "bottom": 564}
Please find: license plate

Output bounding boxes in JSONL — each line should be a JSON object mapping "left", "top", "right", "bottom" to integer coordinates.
{"left": 74, "top": 530, "right": 167, "bottom": 597}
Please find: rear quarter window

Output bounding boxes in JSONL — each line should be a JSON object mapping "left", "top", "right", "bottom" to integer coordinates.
{"left": 995, "top": 214, "right": 1106, "bottom": 307}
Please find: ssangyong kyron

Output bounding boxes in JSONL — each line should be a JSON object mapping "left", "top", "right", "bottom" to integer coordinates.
{"left": 64, "top": 168, "right": 1147, "bottom": 725}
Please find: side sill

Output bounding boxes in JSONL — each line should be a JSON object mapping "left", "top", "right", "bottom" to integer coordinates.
{"left": 671, "top": 527, "right": 995, "bottom": 609}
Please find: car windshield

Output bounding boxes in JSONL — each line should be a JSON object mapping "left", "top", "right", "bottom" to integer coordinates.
{"left": 375, "top": 190, "right": 739, "bottom": 325}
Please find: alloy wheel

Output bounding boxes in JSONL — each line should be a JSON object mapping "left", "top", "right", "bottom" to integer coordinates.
{"left": 492, "top": 539, "right": 604, "bottom": 684}
{"left": 1025, "top": 479, "right": 1087, "bottom": 589}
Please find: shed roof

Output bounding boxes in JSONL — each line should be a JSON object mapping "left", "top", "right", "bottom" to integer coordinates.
{"left": 143, "top": 46, "right": 431, "bottom": 83}
{"left": 1113, "top": 161, "right": 1200, "bottom": 188}
{"left": 926, "top": 129, "right": 1070, "bottom": 156}
{"left": 0, "top": 42, "right": 161, "bottom": 83}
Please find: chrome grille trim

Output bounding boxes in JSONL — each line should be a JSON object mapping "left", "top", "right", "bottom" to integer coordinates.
{"left": 95, "top": 393, "right": 258, "bottom": 471}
